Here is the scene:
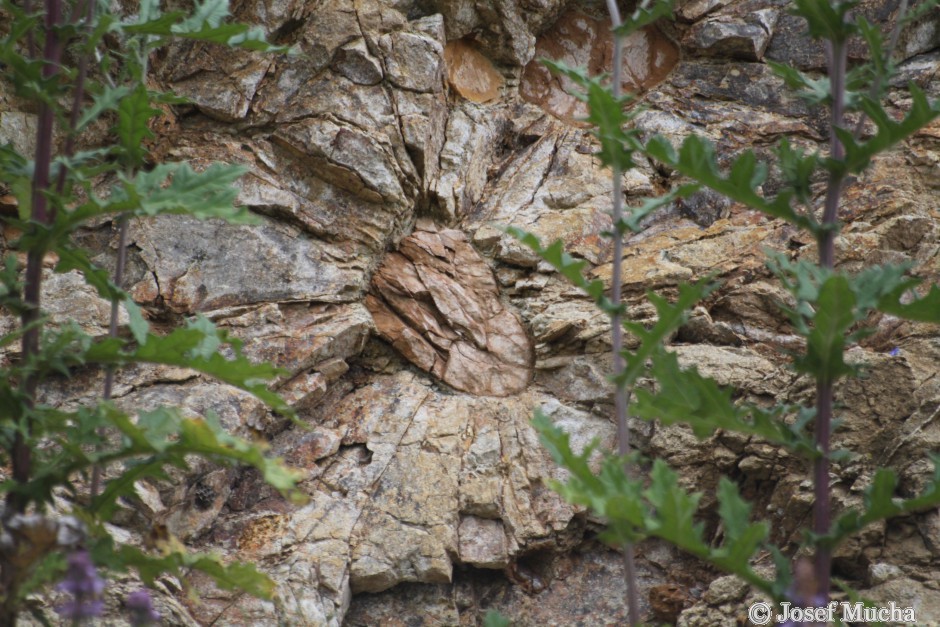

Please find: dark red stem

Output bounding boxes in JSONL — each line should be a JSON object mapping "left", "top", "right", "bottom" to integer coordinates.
{"left": 10, "top": 0, "right": 64, "bottom": 514}
{"left": 605, "top": 1, "right": 641, "bottom": 624}
{"left": 813, "top": 35, "right": 847, "bottom": 601}
{"left": 24, "top": 0, "right": 37, "bottom": 58}
{"left": 54, "top": 0, "right": 94, "bottom": 198}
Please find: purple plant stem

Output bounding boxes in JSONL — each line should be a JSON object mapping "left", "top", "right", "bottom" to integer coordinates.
{"left": 90, "top": 215, "right": 128, "bottom": 499}
{"left": 814, "top": 35, "right": 847, "bottom": 601}
{"left": 24, "top": 0, "right": 37, "bottom": 58}
{"left": 604, "top": 1, "right": 641, "bottom": 624}
{"left": 54, "top": 0, "right": 94, "bottom": 198}
{"left": 2, "top": 2, "right": 65, "bottom": 622}
{"left": 10, "top": 0, "right": 64, "bottom": 514}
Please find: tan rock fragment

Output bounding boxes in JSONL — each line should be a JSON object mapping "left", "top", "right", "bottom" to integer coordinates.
{"left": 443, "top": 39, "right": 504, "bottom": 103}
{"left": 367, "top": 225, "right": 532, "bottom": 396}
{"left": 458, "top": 516, "right": 509, "bottom": 568}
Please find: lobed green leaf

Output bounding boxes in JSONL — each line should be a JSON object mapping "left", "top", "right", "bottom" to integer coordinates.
{"left": 116, "top": 85, "right": 162, "bottom": 167}
{"left": 631, "top": 350, "right": 817, "bottom": 455}
{"left": 797, "top": 275, "right": 856, "bottom": 381}
{"left": 645, "top": 135, "right": 815, "bottom": 232}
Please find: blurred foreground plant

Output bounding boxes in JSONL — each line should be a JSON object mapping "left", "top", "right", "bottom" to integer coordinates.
{"left": 0, "top": 0, "right": 303, "bottom": 621}
{"left": 511, "top": 0, "right": 940, "bottom": 623}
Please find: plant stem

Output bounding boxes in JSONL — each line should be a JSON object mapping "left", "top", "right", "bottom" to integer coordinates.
{"left": 90, "top": 215, "right": 128, "bottom": 499}
{"left": 814, "top": 35, "right": 847, "bottom": 601}
{"left": 10, "top": 0, "right": 64, "bottom": 514}
{"left": 2, "top": 2, "right": 64, "bottom": 623}
{"left": 604, "top": 1, "right": 641, "bottom": 624}
{"left": 24, "top": 0, "right": 36, "bottom": 58}
{"left": 55, "top": 0, "right": 95, "bottom": 198}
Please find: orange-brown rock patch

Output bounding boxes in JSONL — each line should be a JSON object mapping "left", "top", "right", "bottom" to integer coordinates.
{"left": 366, "top": 223, "right": 532, "bottom": 396}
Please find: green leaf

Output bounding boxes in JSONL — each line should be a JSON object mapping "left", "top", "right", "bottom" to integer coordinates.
{"left": 90, "top": 404, "right": 303, "bottom": 518}
{"left": 775, "top": 138, "right": 819, "bottom": 205}
{"left": 505, "top": 226, "right": 610, "bottom": 305}
{"left": 644, "top": 459, "right": 708, "bottom": 555}
{"left": 54, "top": 243, "right": 124, "bottom": 302}
{"left": 645, "top": 135, "right": 814, "bottom": 232}
{"left": 117, "top": 545, "right": 276, "bottom": 598}
{"left": 619, "top": 281, "right": 716, "bottom": 387}
{"left": 125, "top": 298, "right": 150, "bottom": 345}
{"left": 615, "top": 0, "right": 676, "bottom": 36}
{"left": 116, "top": 84, "right": 162, "bottom": 167}
{"left": 900, "top": 0, "right": 940, "bottom": 27}
{"left": 861, "top": 468, "right": 902, "bottom": 520}
{"left": 798, "top": 275, "right": 856, "bottom": 381}
{"left": 767, "top": 61, "right": 831, "bottom": 106}
{"left": 541, "top": 59, "right": 640, "bottom": 171}
{"left": 77, "top": 85, "right": 131, "bottom": 132}
{"left": 631, "top": 351, "right": 816, "bottom": 454}
{"left": 184, "top": 411, "right": 301, "bottom": 492}
{"left": 878, "top": 283, "right": 940, "bottom": 323}
{"left": 790, "top": 0, "right": 859, "bottom": 43}
{"left": 176, "top": 0, "right": 232, "bottom": 31}
{"left": 122, "top": 162, "right": 258, "bottom": 223}
{"left": 483, "top": 610, "right": 512, "bottom": 627}
{"left": 713, "top": 522, "right": 769, "bottom": 573}
{"left": 11, "top": 176, "right": 32, "bottom": 221}
{"left": 185, "top": 315, "right": 223, "bottom": 358}
{"left": 849, "top": 263, "right": 915, "bottom": 314}
{"left": 617, "top": 184, "right": 699, "bottom": 233}
{"left": 136, "top": 406, "right": 185, "bottom": 452}
{"left": 826, "top": 457, "right": 940, "bottom": 548}
{"left": 121, "top": 0, "right": 289, "bottom": 53}
{"left": 83, "top": 325, "right": 294, "bottom": 417}
{"left": 856, "top": 17, "right": 887, "bottom": 90}
{"left": 837, "top": 85, "right": 940, "bottom": 175}
{"left": 716, "top": 477, "right": 766, "bottom": 547}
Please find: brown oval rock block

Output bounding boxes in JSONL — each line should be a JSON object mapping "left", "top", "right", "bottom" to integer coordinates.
{"left": 366, "top": 224, "right": 532, "bottom": 396}
{"left": 521, "top": 9, "right": 679, "bottom": 122}
{"left": 443, "top": 39, "right": 504, "bottom": 103}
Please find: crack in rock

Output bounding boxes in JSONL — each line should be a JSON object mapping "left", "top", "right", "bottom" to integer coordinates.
{"left": 366, "top": 222, "right": 533, "bottom": 396}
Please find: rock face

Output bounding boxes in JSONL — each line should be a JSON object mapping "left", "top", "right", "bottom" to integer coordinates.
{"left": 520, "top": 8, "right": 679, "bottom": 121}
{"left": 366, "top": 222, "right": 532, "bottom": 396}
{"left": 443, "top": 40, "right": 504, "bottom": 103}
{"left": 3, "top": 0, "right": 940, "bottom": 624}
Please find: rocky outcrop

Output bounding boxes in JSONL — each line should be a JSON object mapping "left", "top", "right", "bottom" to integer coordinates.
{"left": 3, "top": 0, "right": 940, "bottom": 624}
{"left": 520, "top": 8, "right": 679, "bottom": 121}
{"left": 366, "top": 222, "right": 532, "bottom": 396}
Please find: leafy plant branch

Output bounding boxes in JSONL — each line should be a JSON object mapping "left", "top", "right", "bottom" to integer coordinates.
{"left": 0, "top": 0, "right": 302, "bottom": 621}
{"left": 512, "top": 0, "right": 940, "bottom": 623}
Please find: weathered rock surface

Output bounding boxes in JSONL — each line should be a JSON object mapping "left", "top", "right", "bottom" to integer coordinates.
{"left": 366, "top": 222, "right": 533, "bottom": 396}
{"left": 521, "top": 8, "right": 679, "bottom": 121}
{"left": 4, "top": 0, "right": 940, "bottom": 624}
{"left": 681, "top": 1, "right": 780, "bottom": 60}
{"left": 172, "top": 368, "right": 613, "bottom": 624}
{"left": 443, "top": 39, "right": 504, "bottom": 103}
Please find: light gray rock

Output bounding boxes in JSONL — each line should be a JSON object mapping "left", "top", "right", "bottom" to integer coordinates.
{"left": 377, "top": 26, "right": 444, "bottom": 93}
{"left": 156, "top": 45, "right": 273, "bottom": 121}
{"left": 129, "top": 214, "right": 364, "bottom": 312}
{"left": 683, "top": 8, "right": 779, "bottom": 60}
{"left": 331, "top": 39, "right": 384, "bottom": 85}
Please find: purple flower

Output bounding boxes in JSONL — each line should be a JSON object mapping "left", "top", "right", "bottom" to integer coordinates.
{"left": 889, "top": 347, "right": 900, "bottom": 357}
{"left": 125, "top": 589, "right": 161, "bottom": 626}
{"left": 56, "top": 550, "right": 105, "bottom": 622}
